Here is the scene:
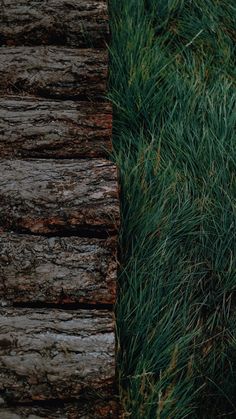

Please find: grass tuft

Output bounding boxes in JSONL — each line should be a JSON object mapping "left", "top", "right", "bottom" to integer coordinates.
{"left": 109, "top": 0, "right": 236, "bottom": 417}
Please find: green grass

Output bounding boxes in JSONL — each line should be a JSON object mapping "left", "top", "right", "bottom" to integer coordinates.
{"left": 109, "top": 1, "right": 236, "bottom": 417}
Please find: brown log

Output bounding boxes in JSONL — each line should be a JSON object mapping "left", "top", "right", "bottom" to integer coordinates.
{"left": 0, "top": 97, "right": 112, "bottom": 158}
{"left": 0, "top": 309, "right": 115, "bottom": 403}
{"left": 0, "top": 400, "right": 120, "bottom": 419}
{"left": 0, "top": 159, "right": 120, "bottom": 235}
{"left": 0, "top": 233, "right": 117, "bottom": 305}
{"left": 0, "top": 47, "right": 107, "bottom": 100}
{"left": 0, "top": 1, "right": 109, "bottom": 48}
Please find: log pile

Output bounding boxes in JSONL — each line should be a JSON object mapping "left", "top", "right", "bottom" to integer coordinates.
{"left": 0, "top": 1, "right": 120, "bottom": 417}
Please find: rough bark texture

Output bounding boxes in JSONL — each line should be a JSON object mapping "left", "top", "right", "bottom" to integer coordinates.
{"left": 0, "top": 47, "right": 107, "bottom": 100}
{"left": 0, "top": 233, "right": 117, "bottom": 305}
{"left": 0, "top": 0, "right": 109, "bottom": 48}
{"left": 0, "top": 2, "right": 120, "bottom": 415}
{"left": 0, "top": 309, "right": 115, "bottom": 403}
{"left": 0, "top": 400, "right": 120, "bottom": 419}
{"left": 0, "top": 97, "right": 112, "bottom": 158}
{"left": 0, "top": 159, "right": 120, "bottom": 235}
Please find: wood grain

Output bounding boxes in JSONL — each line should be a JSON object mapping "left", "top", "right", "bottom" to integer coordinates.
{"left": 0, "top": 97, "right": 112, "bottom": 158}
{"left": 0, "top": 309, "right": 115, "bottom": 403}
{"left": 0, "top": 233, "right": 117, "bottom": 305}
{"left": 0, "top": 47, "right": 107, "bottom": 100}
{"left": 0, "top": 159, "right": 120, "bottom": 235}
{"left": 0, "top": 0, "right": 109, "bottom": 48}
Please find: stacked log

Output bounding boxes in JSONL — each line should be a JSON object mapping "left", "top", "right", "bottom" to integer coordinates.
{"left": 0, "top": 1, "right": 109, "bottom": 48}
{"left": 0, "top": 1, "right": 120, "bottom": 417}
{"left": 0, "top": 99, "right": 112, "bottom": 158}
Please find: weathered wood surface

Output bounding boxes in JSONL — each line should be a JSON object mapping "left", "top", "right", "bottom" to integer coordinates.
{"left": 0, "top": 309, "right": 115, "bottom": 403}
{"left": 0, "top": 1, "right": 119, "bottom": 415}
{"left": 0, "top": 47, "right": 107, "bottom": 100}
{"left": 0, "top": 1, "right": 109, "bottom": 48}
{"left": 0, "top": 233, "right": 117, "bottom": 305}
{"left": 0, "top": 159, "right": 120, "bottom": 235}
{"left": 0, "top": 97, "right": 112, "bottom": 158}
{"left": 0, "top": 400, "right": 120, "bottom": 419}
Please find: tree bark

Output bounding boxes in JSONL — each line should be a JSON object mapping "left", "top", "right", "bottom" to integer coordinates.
{"left": 0, "top": 233, "right": 117, "bottom": 305}
{"left": 0, "top": 159, "right": 120, "bottom": 235}
{"left": 0, "top": 400, "right": 120, "bottom": 419}
{"left": 0, "top": 309, "right": 115, "bottom": 403}
{"left": 0, "top": 47, "right": 107, "bottom": 100}
{"left": 0, "top": 0, "right": 109, "bottom": 48}
{"left": 0, "top": 97, "right": 112, "bottom": 158}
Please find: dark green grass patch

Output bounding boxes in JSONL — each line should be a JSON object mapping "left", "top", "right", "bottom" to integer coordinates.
{"left": 109, "top": 1, "right": 236, "bottom": 417}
